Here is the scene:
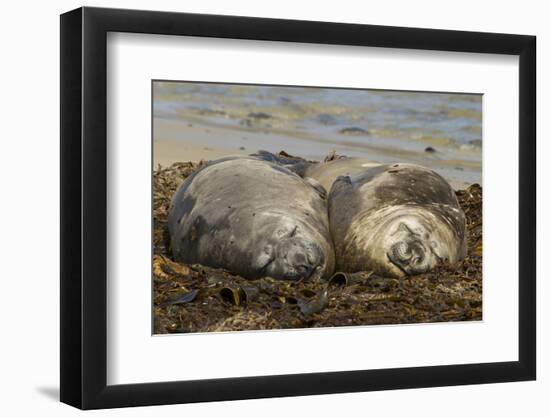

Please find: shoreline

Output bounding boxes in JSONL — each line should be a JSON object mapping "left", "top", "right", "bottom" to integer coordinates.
{"left": 153, "top": 117, "right": 480, "bottom": 190}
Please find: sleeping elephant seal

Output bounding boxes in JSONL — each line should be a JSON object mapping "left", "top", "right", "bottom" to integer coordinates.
{"left": 329, "top": 163, "right": 467, "bottom": 278}
{"left": 168, "top": 157, "right": 335, "bottom": 281}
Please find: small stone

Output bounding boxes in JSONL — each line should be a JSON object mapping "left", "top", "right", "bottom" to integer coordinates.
{"left": 248, "top": 112, "right": 271, "bottom": 119}
{"left": 339, "top": 126, "right": 370, "bottom": 135}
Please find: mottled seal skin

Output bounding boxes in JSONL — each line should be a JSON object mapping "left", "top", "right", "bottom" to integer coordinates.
{"left": 168, "top": 157, "right": 335, "bottom": 281}
{"left": 329, "top": 163, "right": 467, "bottom": 277}
{"left": 304, "top": 157, "right": 380, "bottom": 192}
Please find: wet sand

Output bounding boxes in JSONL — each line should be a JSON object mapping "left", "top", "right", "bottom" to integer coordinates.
{"left": 153, "top": 81, "right": 482, "bottom": 188}
{"left": 154, "top": 117, "right": 476, "bottom": 189}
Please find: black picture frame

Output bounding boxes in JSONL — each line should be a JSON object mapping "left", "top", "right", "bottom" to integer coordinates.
{"left": 60, "top": 6, "right": 536, "bottom": 410}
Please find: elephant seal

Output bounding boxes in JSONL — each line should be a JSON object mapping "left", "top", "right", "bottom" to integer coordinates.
{"left": 329, "top": 163, "right": 467, "bottom": 277}
{"left": 168, "top": 156, "right": 335, "bottom": 281}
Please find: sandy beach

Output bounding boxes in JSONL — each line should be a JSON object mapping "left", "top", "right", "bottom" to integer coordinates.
{"left": 153, "top": 118, "right": 248, "bottom": 166}
{"left": 153, "top": 82, "right": 482, "bottom": 190}
{"left": 154, "top": 117, "right": 478, "bottom": 190}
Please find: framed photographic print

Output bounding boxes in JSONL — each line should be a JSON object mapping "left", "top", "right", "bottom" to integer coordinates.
{"left": 60, "top": 6, "right": 536, "bottom": 410}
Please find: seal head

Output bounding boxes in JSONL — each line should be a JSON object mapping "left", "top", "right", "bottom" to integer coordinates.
{"left": 357, "top": 205, "right": 464, "bottom": 277}
{"left": 254, "top": 225, "right": 324, "bottom": 280}
{"left": 328, "top": 163, "right": 467, "bottom": 278}
{"left": 168, "top": 156, "right": 335, "bottom": 281}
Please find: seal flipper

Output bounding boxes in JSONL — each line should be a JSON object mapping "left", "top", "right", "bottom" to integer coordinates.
{"left": 329, "top": 175, "right": 353, "bottom": 197}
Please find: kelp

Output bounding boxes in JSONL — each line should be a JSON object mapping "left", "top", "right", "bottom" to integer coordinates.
{"left": 153, "top": 152, "right": 482, "bottom": 333}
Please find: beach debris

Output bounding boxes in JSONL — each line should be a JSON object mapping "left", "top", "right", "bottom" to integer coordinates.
{"left": 298, "top": 288, "right": 329, "bottom": 315}
{"left": 323, "top": 150, "right": 347, "bottom": 162}
{"left": 248, "top": 112, "right": 272, "bottom": 119}
{"left": 163, "top": 289, "right": 199, "bottom": 306}
{"left": 364, "top": 275, "right": 399, "bottom": 293}
{"left": 240, "top": 112, "right": 273, "bottom": 128}
{"left": 219, "top": 285, "right": 259, "bottom": 306}
{"left": 328, "top": 271, "right": 376, "bottom": 287}
{"left": 339, "top": 126, "right": 370, "bottom": 135}
{"left": 153, "top": 255, "right": 191, "bottom": 281}
{"left": 197, "top": 108, "right": 227, "bottom": 117}
{"left": 209, "top": 311, "right": 281, "bottom": 332}
{"left": 219, "top": 287, "right": 246, "bottom": 306}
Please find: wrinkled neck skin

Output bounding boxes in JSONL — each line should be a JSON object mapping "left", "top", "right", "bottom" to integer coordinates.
{"left": 250, "top": 212, "right": 335, "bottom": 281}
{"left": 341, "top": 205, "right": 466, "bottom": 278}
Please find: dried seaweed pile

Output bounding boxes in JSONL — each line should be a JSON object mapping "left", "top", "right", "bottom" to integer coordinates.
{"left": 153, "top": 158, "right": 482, "bottom": 334}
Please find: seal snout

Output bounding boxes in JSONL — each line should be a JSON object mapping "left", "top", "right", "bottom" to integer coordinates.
{"left": 289, "top": 245, "right": 321, "bottom": 277}
{"left": 258, "top": 238, "right": 324, "bottom": 281}
{"left": 391, "top": 241, "right": 413, "bottom": 262}
{"left": 388, "top": 239, "right": 428, "bottom": 276}
{"left": 279, "top": 239, "right": 324, "bottom": 281}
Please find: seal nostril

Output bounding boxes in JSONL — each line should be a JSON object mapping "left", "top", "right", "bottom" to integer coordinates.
{"left": 391, "top": 241, "right": 412, "bottom": 262}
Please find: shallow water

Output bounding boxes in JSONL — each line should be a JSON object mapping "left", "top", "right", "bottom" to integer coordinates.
{"left": 153, "top": 81, "right": 482, "bottom": 185}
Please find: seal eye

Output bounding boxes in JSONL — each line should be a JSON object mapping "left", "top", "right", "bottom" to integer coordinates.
{"left": 276, "top": 225, "right": 298, "bottom": 238}
{"left": 255, "top": 245, "right": 274, "bottom": 275}
{"left": 392, "top": 222, "right": 415, "bottom": 237}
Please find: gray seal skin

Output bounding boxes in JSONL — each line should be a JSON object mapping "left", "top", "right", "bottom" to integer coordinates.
{"left": 329, "top": 163, "right": 467, "bottom": 278}
{"left": 168, "top": 156, "right": 335, "bottom": 281}
{"left": 304, "top": 157, "right": 380, "bottom": 192}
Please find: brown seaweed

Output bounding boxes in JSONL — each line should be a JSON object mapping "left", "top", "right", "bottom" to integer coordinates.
{"left": 153, "top": 152, "right": 482, "bottom": 333}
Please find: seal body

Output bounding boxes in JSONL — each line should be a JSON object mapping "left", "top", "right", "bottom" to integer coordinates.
{"left": 304, "top": 158, "right": 380, "bottom": 192}
{"left": 329, "top": 163, "right": 467, "bottom": 277}
{"left": 168, "top": 157, "right": 335, "bottom": 281}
